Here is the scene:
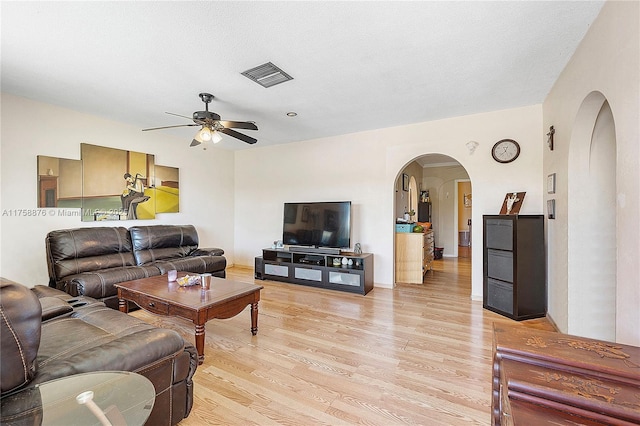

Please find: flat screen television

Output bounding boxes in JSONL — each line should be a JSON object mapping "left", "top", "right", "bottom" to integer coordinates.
{"left": 282, "top": 201, "right": 351, "bottom": 249}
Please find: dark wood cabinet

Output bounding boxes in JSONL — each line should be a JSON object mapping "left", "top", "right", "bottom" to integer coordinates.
{"left": 483, "top": 215, "right": 545, "bottom": 320}
{"left": 258, "top": 249, "right": 374, "bottom": 295}
{"left": 492, "top": 324, "right": 640, "bottom": 425}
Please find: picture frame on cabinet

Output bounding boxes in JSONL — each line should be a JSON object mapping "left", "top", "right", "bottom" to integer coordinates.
{"left": 547, "top": 173, "right": 556, "bottom": 194}
{"left": 499, "top": 192, "right": 526, "bottom": 215}
{"left": 402, "top": 173, "right": 409, "bottom": 191}
{"left": 547, "top": 199, "right": 556, "bottom": 219}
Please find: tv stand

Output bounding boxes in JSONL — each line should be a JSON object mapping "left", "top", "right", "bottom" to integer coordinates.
{"left": 288, "top": 246, "right": 341, "bottom": 255}
{"left": 257, "top": 248, "right": 373, "bottom": 295}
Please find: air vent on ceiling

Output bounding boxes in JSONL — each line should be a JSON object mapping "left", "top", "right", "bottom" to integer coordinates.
{"left": 241, "top": 62, "right": 293, "bottom": 88}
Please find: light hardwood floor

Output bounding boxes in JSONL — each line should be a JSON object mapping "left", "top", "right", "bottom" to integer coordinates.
{"left": 132, "top": 254, "right": 554, "bottom": 425}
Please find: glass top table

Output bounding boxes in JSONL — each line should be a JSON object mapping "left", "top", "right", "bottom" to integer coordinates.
{"left": 1, "top": 371, "right": 155, "bottom": 426}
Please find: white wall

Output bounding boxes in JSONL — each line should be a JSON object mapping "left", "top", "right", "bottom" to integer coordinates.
{"left": 235, "top": 105, "right": 543, "bottom": 298}
{"left": 1, "top": 93, "right": 236, "bottom": 287}
{"left": 543, "top": 0, "right": 640, "bottom": 345}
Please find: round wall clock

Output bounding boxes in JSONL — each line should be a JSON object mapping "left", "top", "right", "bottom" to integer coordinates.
{"left": 491, "top": 139, "right": 520, "bottom": 163}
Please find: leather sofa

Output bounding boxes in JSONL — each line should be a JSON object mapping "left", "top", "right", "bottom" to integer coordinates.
{"left": 0, "top": 277, "right": 198, "bottom": 425}
{"left": 46, "top": 224, "right": 226, "bottom": 309}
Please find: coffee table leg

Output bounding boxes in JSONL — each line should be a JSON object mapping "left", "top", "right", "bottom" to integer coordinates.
{"left": 194, "top": 323, "right": 205, "bottom": 365}
{"left": 251, "top": 302, "right": 259, "bottom": 335}
{"left": 118, "top": 298, "right": 129, "bottom": 313}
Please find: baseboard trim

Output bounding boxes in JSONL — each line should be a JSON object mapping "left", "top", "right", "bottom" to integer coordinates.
{"left": 545, "top": 313, "right": 560, "bottom": 332}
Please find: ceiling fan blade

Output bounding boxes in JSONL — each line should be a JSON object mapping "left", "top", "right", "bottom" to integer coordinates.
{"left": 219, "top": 128, "right": 257, "bottom": 144}
{"left": 165, "top": 112, "right": 193, "bottom": 120}
{"left": 142, "top": 123, "right": 199, "bottom": 131}
{"left": 190, "top": 139, "right": 202, "bottom": 147}
{"left": 218, "top": 120, "right": 258, "bottom": 131}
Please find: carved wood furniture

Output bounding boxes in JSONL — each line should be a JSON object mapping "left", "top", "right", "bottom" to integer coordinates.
{"left": 492, "top": 324, "right": 640, "bottom": 425}
{"left": 116, "top": 273, "right": 263, "bottom": 365}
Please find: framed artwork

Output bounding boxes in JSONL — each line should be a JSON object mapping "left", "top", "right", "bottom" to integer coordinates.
{"left": 499, "top": 192, "right": 526, "bottom": 215}
{"left": 402, "top": 173, "right": 409, "bottom": 191}
{"left": 463, "top": 193, "right": 472, "bottom": 208}
{"left": 38, "top": 144, "right": 180, "bottom": 222}
{"left": 547, "top": 199, "right": 556, "bottom": 219}
{"left": 547, "top": 173, "right": 556, "bottom": 194}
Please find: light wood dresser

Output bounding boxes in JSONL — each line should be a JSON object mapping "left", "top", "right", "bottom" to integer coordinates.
{"left": 395, "top": 229, "right": 434, "bottom": 283}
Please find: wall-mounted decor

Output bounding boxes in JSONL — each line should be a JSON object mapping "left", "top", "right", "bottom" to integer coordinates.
{"left": 466, "top": 140, "right": 479, "bottom": 154}
{"left": 548, "top": 199, "right": 556, "bottom": 219}
{"left": 37, "top": 156, "right": 82, "bottom": 209}
{"left": 547, "top": 173, "right": 556, "bottom": 194}
{"left": 463, "top": 193, "right": 472, "bottom": 208}
{"left": 547, "top": 126, "right": 555, "bottom": 151}
{"left": 402, "top": 173, "right": 409, "bottom": 191}
{"left": 499, "top": 192, "right": 526, "bottom": 215}
{"left": 491, "top": 139, "right": 520, "bottom": 163}
{"left": 37, "top": 143, "right": 180, "bottom": 221}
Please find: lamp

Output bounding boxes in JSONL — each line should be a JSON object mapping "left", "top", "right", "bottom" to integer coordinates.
{"left": 194, "top": 126, "right": 223, "bottom": 145}
{"left": 198, "top": 126, "right": 212, "bottom": 142}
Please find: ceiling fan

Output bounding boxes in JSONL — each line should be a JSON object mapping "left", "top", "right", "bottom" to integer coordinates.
{"left": 142, "top": 93, "right": 258, "bottom": 146}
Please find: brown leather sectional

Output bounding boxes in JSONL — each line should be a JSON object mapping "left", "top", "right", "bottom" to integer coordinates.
{"left": 0, "top": 277, "right": 198, "bottom": 425}
{"left": 46, "top": 224, "right": 227, "bottom": 309}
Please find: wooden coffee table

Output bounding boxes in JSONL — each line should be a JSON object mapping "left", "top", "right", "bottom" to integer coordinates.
{"left": 115, "top": 273, "right": 263, "bottom": 364}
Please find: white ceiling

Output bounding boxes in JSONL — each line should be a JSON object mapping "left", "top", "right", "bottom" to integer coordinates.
{"left": 1, "top": 1, "right": 605, "bottom": 150}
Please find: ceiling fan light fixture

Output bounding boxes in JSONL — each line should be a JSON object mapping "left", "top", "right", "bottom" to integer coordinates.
{"left": 145, "top": 92, "right": 258, "bottom": 147}
{"left": 198, "top": 126, "right": 212, "bottom": 142}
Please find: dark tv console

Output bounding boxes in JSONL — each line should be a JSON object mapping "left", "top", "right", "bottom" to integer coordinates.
{"left": 257, "top": 248, "right": 374, "bottom": 295}
{"left": 288, "top": 246, "right": 341, "bottom": 255}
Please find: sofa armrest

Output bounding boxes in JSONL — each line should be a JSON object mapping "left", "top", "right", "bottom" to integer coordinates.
{"left": 31, "top": 284, "right": 69, "bottom": 299}
{"left": 192, "top": 247, "right": 224, "bottom": 256}
{"left": 39, "top": 297, "right": 73, "bottom": 321}
{"left": 1, "top": 278, "right": 41, "bottom": 396}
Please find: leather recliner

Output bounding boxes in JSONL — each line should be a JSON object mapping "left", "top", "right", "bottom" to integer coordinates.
{"left": 0, "top": 277, "right": 198, "bottom": 425}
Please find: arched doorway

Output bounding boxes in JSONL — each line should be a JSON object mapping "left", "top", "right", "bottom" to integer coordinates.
{"left": 394, "top": 154, "right": 472, "bottom": 289}
{"left": 568, "top": 92, "right": 617, "bottom": 341}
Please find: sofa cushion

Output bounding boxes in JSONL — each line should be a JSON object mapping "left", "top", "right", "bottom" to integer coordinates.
{"left": 46, "top": 227, "right": 137, "bottom": 283}
{"left": 0, "top": 278, "right": 42, "bottom": 396}
{"left": 130, "top": 225, "right": 200, "bottom": 265}
{"left": 35, "top": 304, "right": 188, "bottom": 384}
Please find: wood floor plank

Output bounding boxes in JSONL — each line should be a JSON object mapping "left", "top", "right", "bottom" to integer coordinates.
{"left": 130, "top": 254, "right": 554, "bottom": 425}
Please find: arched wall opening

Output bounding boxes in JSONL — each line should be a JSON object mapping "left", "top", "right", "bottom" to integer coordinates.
{"left": 567, "top": 91, "right": 617, "bottom": 341}
{"left": 394, "top": 154, "right": 472, "bottom": 288}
